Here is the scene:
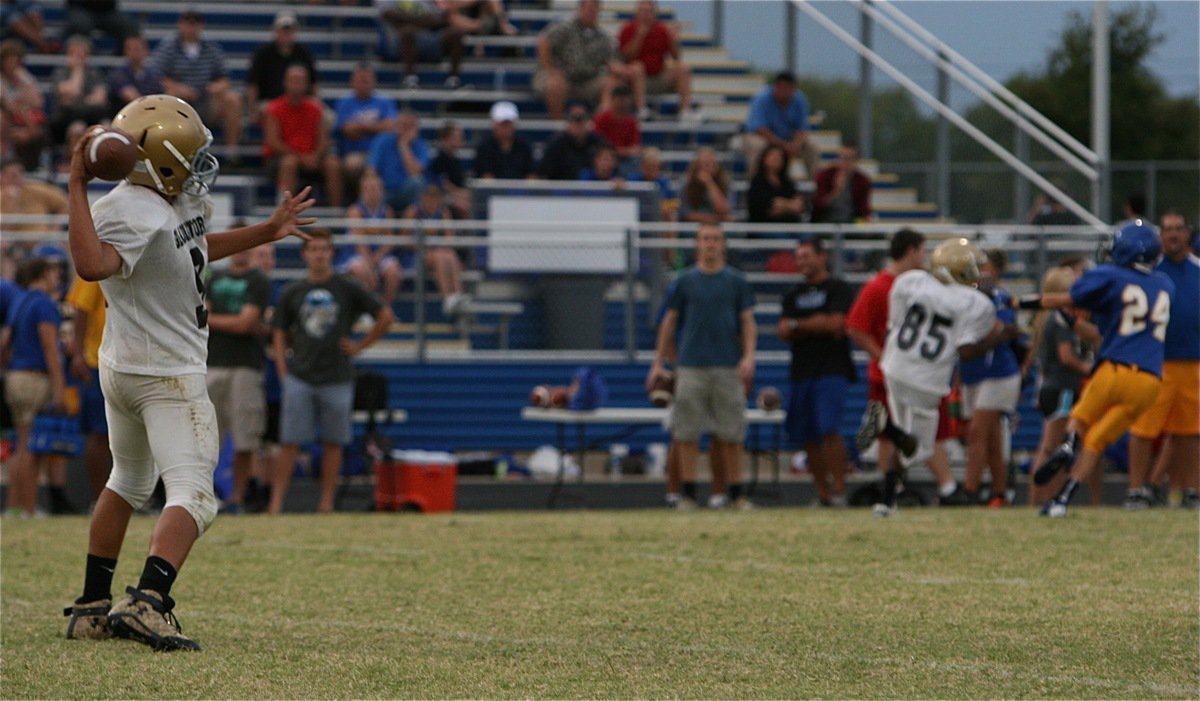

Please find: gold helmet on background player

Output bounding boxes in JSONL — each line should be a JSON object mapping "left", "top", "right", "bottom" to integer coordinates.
{"left": 112, "top": 94, "right": 219, "bottom": 197}
{"left": 930, "top": 238, "right": 984, "bottom": 286}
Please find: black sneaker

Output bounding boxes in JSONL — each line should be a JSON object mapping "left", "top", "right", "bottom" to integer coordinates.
{"left": 108, "top": 587, "right": 201, "bottom": 652}
{"left": 1181, "top": 490, "right": 1200, "bottom": 511}
{"left": 938, "top": 485, "right": 974, "bottom": 507}
{"left": 1123, "top": 489, "right": 1153, "bottom": 511}
{"left": 1039, "top": 498, "right": 1068, "bottom": 518}
{"left": 1033, "top": 443, "right": 1074, "bottom": 486}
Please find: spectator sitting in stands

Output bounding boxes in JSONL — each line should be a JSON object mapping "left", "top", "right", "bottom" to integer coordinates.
{"left": 473, "top": 101, "right": 535, "bottom": 180}
{"left": 343, "top": 171, "right": 401, "bottom": 307}
{"left": 0, "top": 159, "right": 67, "bottom": 266}
{"left": 0, "top": 39, "right": 48, "bottom": 171}
{"left": 334, "top": 63, "right": 397, "bottom": 198}
{"left": 743, "top": 71, "right": 817, "bottom": 180}
{"left": 579, "top": 143, "right": 625, "bottom": 189}
{"left": 592, "top": 84, "right": 640, "bottom": 167}
{"left": 1027, "top": 183, "right": 1083, "bottom": 226}
{"left": 629, "top": 146, "right": 678, "bottom": 221}
{"left": 1, "top": 1, "right": 55, "bottom": 54}
{"left": 538, "top": 103, "right": 605, "bottom": 180}
{"left": 404, "top": 184, "right": 471, "bottom": 318}
{"left": 445, "top": 0, "right": 517, "bottom": 38}
{"left": 367, "top": 109, "right": 430, "bottom": 211}
{"left": 812, "top": 142, "right": 871, "bottom": 224}
{"left": 618, "top": 0, "right": 694, "bottom": 122}
{"left": 48, "top": 36, "right": 108, "bottom": 146}
{"left": 106, "top": 35, "right": 163, "bottom": 113}
{"left": 64, "top": 0, "right": 136, "bottom": 51}
{"left": 247, "top": 12, "right": 317, "bottom": 122}
{"left": 428, "top": 121, "right": 471, "bottom": 218}
{"left": 680, "top": 147, "right": 731, "bottom": 225}
{"left": 151, "top": 8, "right": 243, "bottom": 155}
{"left": 377, "top": 0, "right": 465, "bottom": 89}
{"left": 747, "top": 144, "right": 804, "bottom": 226}
{"left": 535, "top": 0, "right": 645, "bottom": 120}
{"left": 263, "top": 64, "right": 343, "bottom": 207}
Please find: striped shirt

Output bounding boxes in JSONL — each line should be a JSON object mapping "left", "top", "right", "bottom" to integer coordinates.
{"left": 150, "top": 35, "right": 228, "bottom": 91}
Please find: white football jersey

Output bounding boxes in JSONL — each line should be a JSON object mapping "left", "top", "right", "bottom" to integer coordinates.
{"left": 94, "top": 182, "right": 212, "bottom": 376}
{"left": 881, "top": 269, "right": 997, "bottom": 396}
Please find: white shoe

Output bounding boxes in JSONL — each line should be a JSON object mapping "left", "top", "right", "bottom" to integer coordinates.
{"left": 707, "top": 494, "right": 729, "bottom": 509}
{"left": 678, "top": 108, "right": 702, "bottom": 124}
{"left": 731, "top": 497, "right": 754, "bottom": 511}
{"left": 441, "top": 293, "right": 462, "bottom": 317}
{"left": 444, "top": 75, "right": 462, "bottom": 90}
{"left": 872, "top": 503, "right": 895, "bottom": 518}
{"left": 403, "top": 74, "right": 420, "bottom": 89}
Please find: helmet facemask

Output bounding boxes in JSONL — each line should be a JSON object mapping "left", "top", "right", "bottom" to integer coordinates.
{"left": 181, "top": 129, "right": 219, "bottom": 196}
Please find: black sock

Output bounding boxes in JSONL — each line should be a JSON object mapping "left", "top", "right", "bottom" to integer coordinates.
{"left": 136, "top": 556, "right": 178, "bottom": 598}
{"left": 80, "top": 554, "right": 118, "bottom": 603}
{"left": 681, "top": 481, "right": 697, "bottom": 500}
{"left": 883, "top": 470, "right": 900, "bottom": 507}
{"left": 1056, "top": 478, "right": 1079, "bottom": 504}
{"left": 728, "top": 484, "right": 743, "bottom": 501}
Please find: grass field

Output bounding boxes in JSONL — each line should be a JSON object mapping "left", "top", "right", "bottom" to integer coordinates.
{"left": 2, "top": 508, "right": 1197, "bottom": 699}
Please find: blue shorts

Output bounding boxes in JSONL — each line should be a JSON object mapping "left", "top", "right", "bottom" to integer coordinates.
{"left": 78, "top": 367, "right": 107, "bottom": 436}
{"left": 279, "top": 375, "right": 354, "bottom": 446}
{"left": 785, "top": 375, "right": 849, "bottom": 446}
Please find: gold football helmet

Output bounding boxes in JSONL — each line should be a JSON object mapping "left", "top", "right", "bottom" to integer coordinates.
{"left": 930, "top": 238, "right": 984, "bottom": 286}
{"left": 112, "top": 95, "right": 219, "bottom": 197}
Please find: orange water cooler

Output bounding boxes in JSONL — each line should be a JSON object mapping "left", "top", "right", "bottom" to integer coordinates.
{"left": 375, "top": 451, "right": 457, "bottom": 512}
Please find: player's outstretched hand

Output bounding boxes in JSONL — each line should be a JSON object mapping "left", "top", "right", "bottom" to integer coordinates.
{"left": 69, "top": 124, "right": 104, "bottom": 185}
{"left": 269, "top": 187, "right": 317, "bottom": 242}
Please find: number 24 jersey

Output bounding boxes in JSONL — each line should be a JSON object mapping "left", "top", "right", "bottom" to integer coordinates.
{"left": 881, "top": 269, "right": 996, "bottom": 396}
{"left": 1070, "top": 264, "right": 1174, "bottom": 377}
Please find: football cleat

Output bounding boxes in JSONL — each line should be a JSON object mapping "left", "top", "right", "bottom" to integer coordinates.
{"left": 1123, "top": 489, "right": 1153, "bottom": 511}
{"left": 1039, "top": 499, "right": 1068, "bottom": 518}
{"left": 108, "top": 587, "right": 201, "bottom": 652}
{"left": 1033, "top": 442, "right": 1075, "bottom": 486}
{"left": 64, "top": 598, "right": 112, "bottom": 640}
{"left": 855, "top": 400, "right": 887, "bottom": 452}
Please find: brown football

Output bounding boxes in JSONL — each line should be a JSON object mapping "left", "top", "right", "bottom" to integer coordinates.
{"left": 85, "top": 127, "right": 138, "bottom": 181}
{"left": 756, "top": 386, "right": 783, "bottom": 412}
{"left": 549, "top": 386, "right": 569, "bottom": 408}
{"left": 529, "top": 385, "right": 551, "bottom": 408}
{"left": 648, "top": 372, "right": 675, "bottom": 408}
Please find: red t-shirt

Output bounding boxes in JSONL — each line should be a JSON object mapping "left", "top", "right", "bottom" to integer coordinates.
{"left": 618, "top": 21, "right": 672, "bottom": 76}
{"left": 592, "top": 109, "right": 641, "bottom": 150}
{"left": 845, "top": 268, "right": 895, "bottom": 385}
{"left": 263, "top": 96, "right": 323, "bottom": 158}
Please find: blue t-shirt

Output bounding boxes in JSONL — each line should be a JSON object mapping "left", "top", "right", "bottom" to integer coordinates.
{"left": 334, "top": 95, "right": 398, "bottom": 156}
{"left": 366, "top": 133, "right": 430, "bottom": 193}
{"left": 1157, "top": 254, "right": 1200, "bottom": 361}
{"left": 667, "top": 266, "right": 754, "bottom": 367}
{"left": 959, "top": 286, "right": 1020, "bottom": 384}
{"left": 5, "top": 288, "right": 60, "bottom": 372}
{"left": 0, "top": 279, "right": 22, "bottom": 330}
{"left": 1070, "top": 264, "right": 1176, "bottom": 377}
{"left": 745, "top": 87, "right": 809, "bottom": 140}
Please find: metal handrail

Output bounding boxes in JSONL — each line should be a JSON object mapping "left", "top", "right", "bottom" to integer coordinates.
{"left": 791, "top": 0, "right": 1106, "bottom": 228}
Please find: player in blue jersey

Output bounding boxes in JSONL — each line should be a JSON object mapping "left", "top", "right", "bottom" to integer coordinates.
{"left": 1127, "top": 210, "right": 1199, "bottom": 509}
{"left": 1020, "top": 220, "right": 1175, "bottom": 517}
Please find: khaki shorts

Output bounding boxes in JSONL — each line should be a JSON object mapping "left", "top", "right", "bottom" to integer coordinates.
{"left": 206, "top": 366, "right": 265, "bottom": 452}
{"left": 645, "top": 71, "right": 672, "bottom": 95}
{"left": 4, "top": 370, "right": 51, "bottom": 427}
{"left": 533, "top": 69, "right": 606, "bottom": 104}
{"left": 670, "top": 366, "right": 745, "bottom": 444}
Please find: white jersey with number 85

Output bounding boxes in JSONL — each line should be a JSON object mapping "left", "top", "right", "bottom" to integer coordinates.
{"left": 881, "top": 269, "right": 997, "bottom": 396}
